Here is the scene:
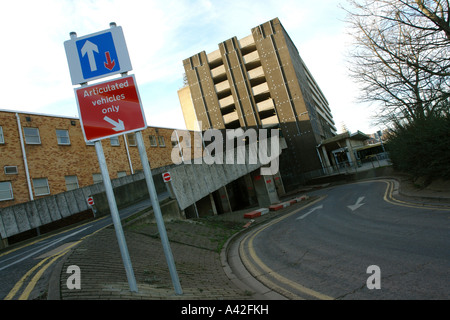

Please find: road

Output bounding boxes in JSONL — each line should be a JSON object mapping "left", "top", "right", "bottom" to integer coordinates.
{"left": 0, "top": 195, "right": 163, "bottom": 300}
{"left": 239, "top": 179, "right": 450, "bottom": 299}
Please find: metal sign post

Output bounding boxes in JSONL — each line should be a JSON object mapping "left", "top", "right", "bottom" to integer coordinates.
{"left": 135, "top": 131, "right": 182, "bottom": 295}
{"left": 65, "top": 23, "right": 181, "bottom": 295}
{"left": 73, "top": 70, "right": 138, "bottom": 293}
{"left": 162, "top": 172, "right": 176, "bottom": 200}
{"left": 95, "top": 140, "right": 138, "bottom": 292}
{"left": 86, "top": 196, "right": 97, "bottom": 217}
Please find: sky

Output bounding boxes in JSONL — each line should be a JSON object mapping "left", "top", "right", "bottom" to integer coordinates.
{"left": 0, "top": 0, "right": 380, "bottom": 134}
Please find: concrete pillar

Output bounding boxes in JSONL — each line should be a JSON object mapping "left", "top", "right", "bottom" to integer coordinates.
{"left": 216, "top": 186, "right": 232, "bottom": 213}
{"left": 195, "top": 194, "right": 217, "bottom": 217}
{"left": 330, "top": 150, "right": 338, "bottom": 167}
{"left": 184, "top": 203, "right": 199, "bottom": 219}
{"left": 321, "top": 145, "right": 332, "bottom": 173}
{"left": 165, "top": 180, "right": 176, "bottom": 199}
{"left": 1, "top": 238, "right": 8, "bottom": 249}
{"left": 243, "top": 174, "right": 258, "bottom": 206}
{"left": 264, "top": 175, "right": 279, "bottom": 204}
{"left": 252, "top": 172, "right": 279, "bottom": 208}
{"left": 273, "top": 171, "right": 285, "bottom": 197}
{"left": 193, "top": 202, "right": 199, "bottom": 218}
{"left": 209, "top": 194, "right": 218, "bottom": 216}
{"left": 346, "top": 139, "right": 357, "bottom": 166}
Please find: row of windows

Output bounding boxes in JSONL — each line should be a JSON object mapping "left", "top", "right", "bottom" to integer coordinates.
{"left": 0, "top": 171, "right": 130, "bottom": 202}
{"left": 0, "top": 179, "right": 53, "bottom": 201}
{"left": 0, "top": 125, "right": 166, "bottom": 147}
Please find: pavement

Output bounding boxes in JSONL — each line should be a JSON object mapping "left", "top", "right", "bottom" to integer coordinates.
{"left": 46, "top": 174, "right": 450, "bottom": 300}
{"left": 48, "top": 198, "right": 305, "bottom": 300}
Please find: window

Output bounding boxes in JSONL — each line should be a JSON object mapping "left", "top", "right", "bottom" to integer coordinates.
{"left": 127, "top": 133, "right": 137, "bottom": 146}
{"left": 158, "top": 136, "right": 165, "bottom": 147}
{"left": 56, "top": 129, "right": 70, "bottom": 145}
{"left": 0, "top": 181, "right": 13, "bottom": 201}
{"left": 65, "top": 175, "right": 79, "bottom": 191}
{"left": 149, "top": 135, "right": 157, "bottom": 147}
{"left": 4, "top": 166, "right": 18, "bottom": 175}
{"left": 32, "top": 178, "right": 50, "bottom": 196}
{"left": 110, "top": 136, "right": 120, "bottom": 146}
{"left": 93, "top": 173, "right": 103, "bottom": 184}
{"left": 117, "top": 171, "right": 127, "bottom": 178}
{"left": 24, "top": 127, "right": 41, "bottom": 144}
{"left": 0, "top": 126, "right": 4, "bottom": 144}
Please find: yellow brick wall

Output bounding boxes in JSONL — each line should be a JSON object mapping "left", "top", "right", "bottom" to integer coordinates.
{"left": 0, "top": 112, "right": 30, "bottom": 205}
{"left": 20, "top": 113, "right": 100, "bottom": 197}
{"left": 126, "top": 127, "right": 176, "bottom": 171}
{"left": 0, "top": 110, "right": 182, "bottom": 208}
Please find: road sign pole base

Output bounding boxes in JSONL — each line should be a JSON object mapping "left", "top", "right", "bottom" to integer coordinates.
{"left": 136, "top": 131, "right": 183, "bottom": 295}
{"left": 95, "top": 140, "right": 138, "bottom": 293}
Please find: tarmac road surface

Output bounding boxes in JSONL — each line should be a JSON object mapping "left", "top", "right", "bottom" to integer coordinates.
{"left": 0, "top": 195, "right": 162, "bottom": 300}
{"left": 239, "top": 180, "right": 450, "bottom": 299}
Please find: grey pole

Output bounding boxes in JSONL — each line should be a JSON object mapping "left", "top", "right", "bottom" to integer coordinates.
{"left": 68, "top": 27, "right": 137, "bottom": 293}
{"left": 95, "top": 140, "right": 138, "bottom": 292}
{"left": 135, "top": 131, "right": 183, "bottom": 295}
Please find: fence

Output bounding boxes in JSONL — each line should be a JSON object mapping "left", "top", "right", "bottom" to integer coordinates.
{"left": 302, "top": 152, "right": 391, "bottom": 182}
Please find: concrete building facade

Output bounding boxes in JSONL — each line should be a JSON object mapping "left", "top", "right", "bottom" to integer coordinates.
{"left": 178, "top": 18, "right": 337, "bottom": 189}
{"left": 0, "top": 109, "right": 176, "bottom": 208}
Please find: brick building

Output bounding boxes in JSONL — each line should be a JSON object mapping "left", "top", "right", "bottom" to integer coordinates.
{"left": 0, "top": 109, "right": 178, "bottom": 208}
{"left": 178, "top": 18, "right": 337, "bottom": 189}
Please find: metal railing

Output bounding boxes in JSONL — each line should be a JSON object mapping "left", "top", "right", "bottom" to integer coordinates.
{"left": 302, "top": 152, "right": 391, "bottom": 181}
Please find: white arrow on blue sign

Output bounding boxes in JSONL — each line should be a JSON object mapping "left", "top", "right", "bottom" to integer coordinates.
{"left": 64, "top": 26, "right": 132, "bottom": 85}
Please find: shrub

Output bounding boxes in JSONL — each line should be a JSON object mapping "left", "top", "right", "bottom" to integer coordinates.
{"left": 385, "top": 115, "right": 450, "bottom": 179}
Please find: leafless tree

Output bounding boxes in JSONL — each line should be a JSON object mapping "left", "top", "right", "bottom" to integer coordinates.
{"left": 344, "top": 0, "right": 450, "bottom": 126}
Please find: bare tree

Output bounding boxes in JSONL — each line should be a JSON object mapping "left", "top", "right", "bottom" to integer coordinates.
{"left": 344, "top": 0, "right": 450, "bottom": 126}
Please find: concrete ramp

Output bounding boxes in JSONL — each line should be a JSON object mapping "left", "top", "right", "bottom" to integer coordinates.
{"left": 169, "top": 162, "right": 252, "bottom": 210}
{"left": 1, "top": 137, "right": 284, "bottom": 243}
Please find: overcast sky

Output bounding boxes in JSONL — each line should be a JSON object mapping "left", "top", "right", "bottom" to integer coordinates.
{"left": 0, "top": 0, "right": 380, "bottom": 134}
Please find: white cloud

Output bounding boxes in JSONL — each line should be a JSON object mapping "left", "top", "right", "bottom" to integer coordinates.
{"left": 0, "top": 0, "right": 379, "bottom": 134}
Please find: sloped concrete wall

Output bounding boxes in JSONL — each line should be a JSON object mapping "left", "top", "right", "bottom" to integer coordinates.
{"left": 0, "top": 171, "right": 154, "bottom": 239}
{"left": 0, "top": 140, "right": 272, "bottom": 239}
{"left": 169, "top": 153, "right": 262, "bottom": 211}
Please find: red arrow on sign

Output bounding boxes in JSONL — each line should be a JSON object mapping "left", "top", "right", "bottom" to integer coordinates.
{"left": 104, "top": 51, "right": 116, "bottom": 70}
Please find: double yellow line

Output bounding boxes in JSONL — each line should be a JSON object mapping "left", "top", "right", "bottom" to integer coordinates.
{"left": 238, "top": 179, "right": 449, "bottom": 300}
{"left": 382, "top": 179, "right": 450, "bottom": 211}
{"left": 3, "top": 223, "right": 106, "bottom": 300}
{"left": 4, "top": 241, "right": 81, "bottom": 300}
{"left": 239, "top": 196, "right": 333, "bottom": 300}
